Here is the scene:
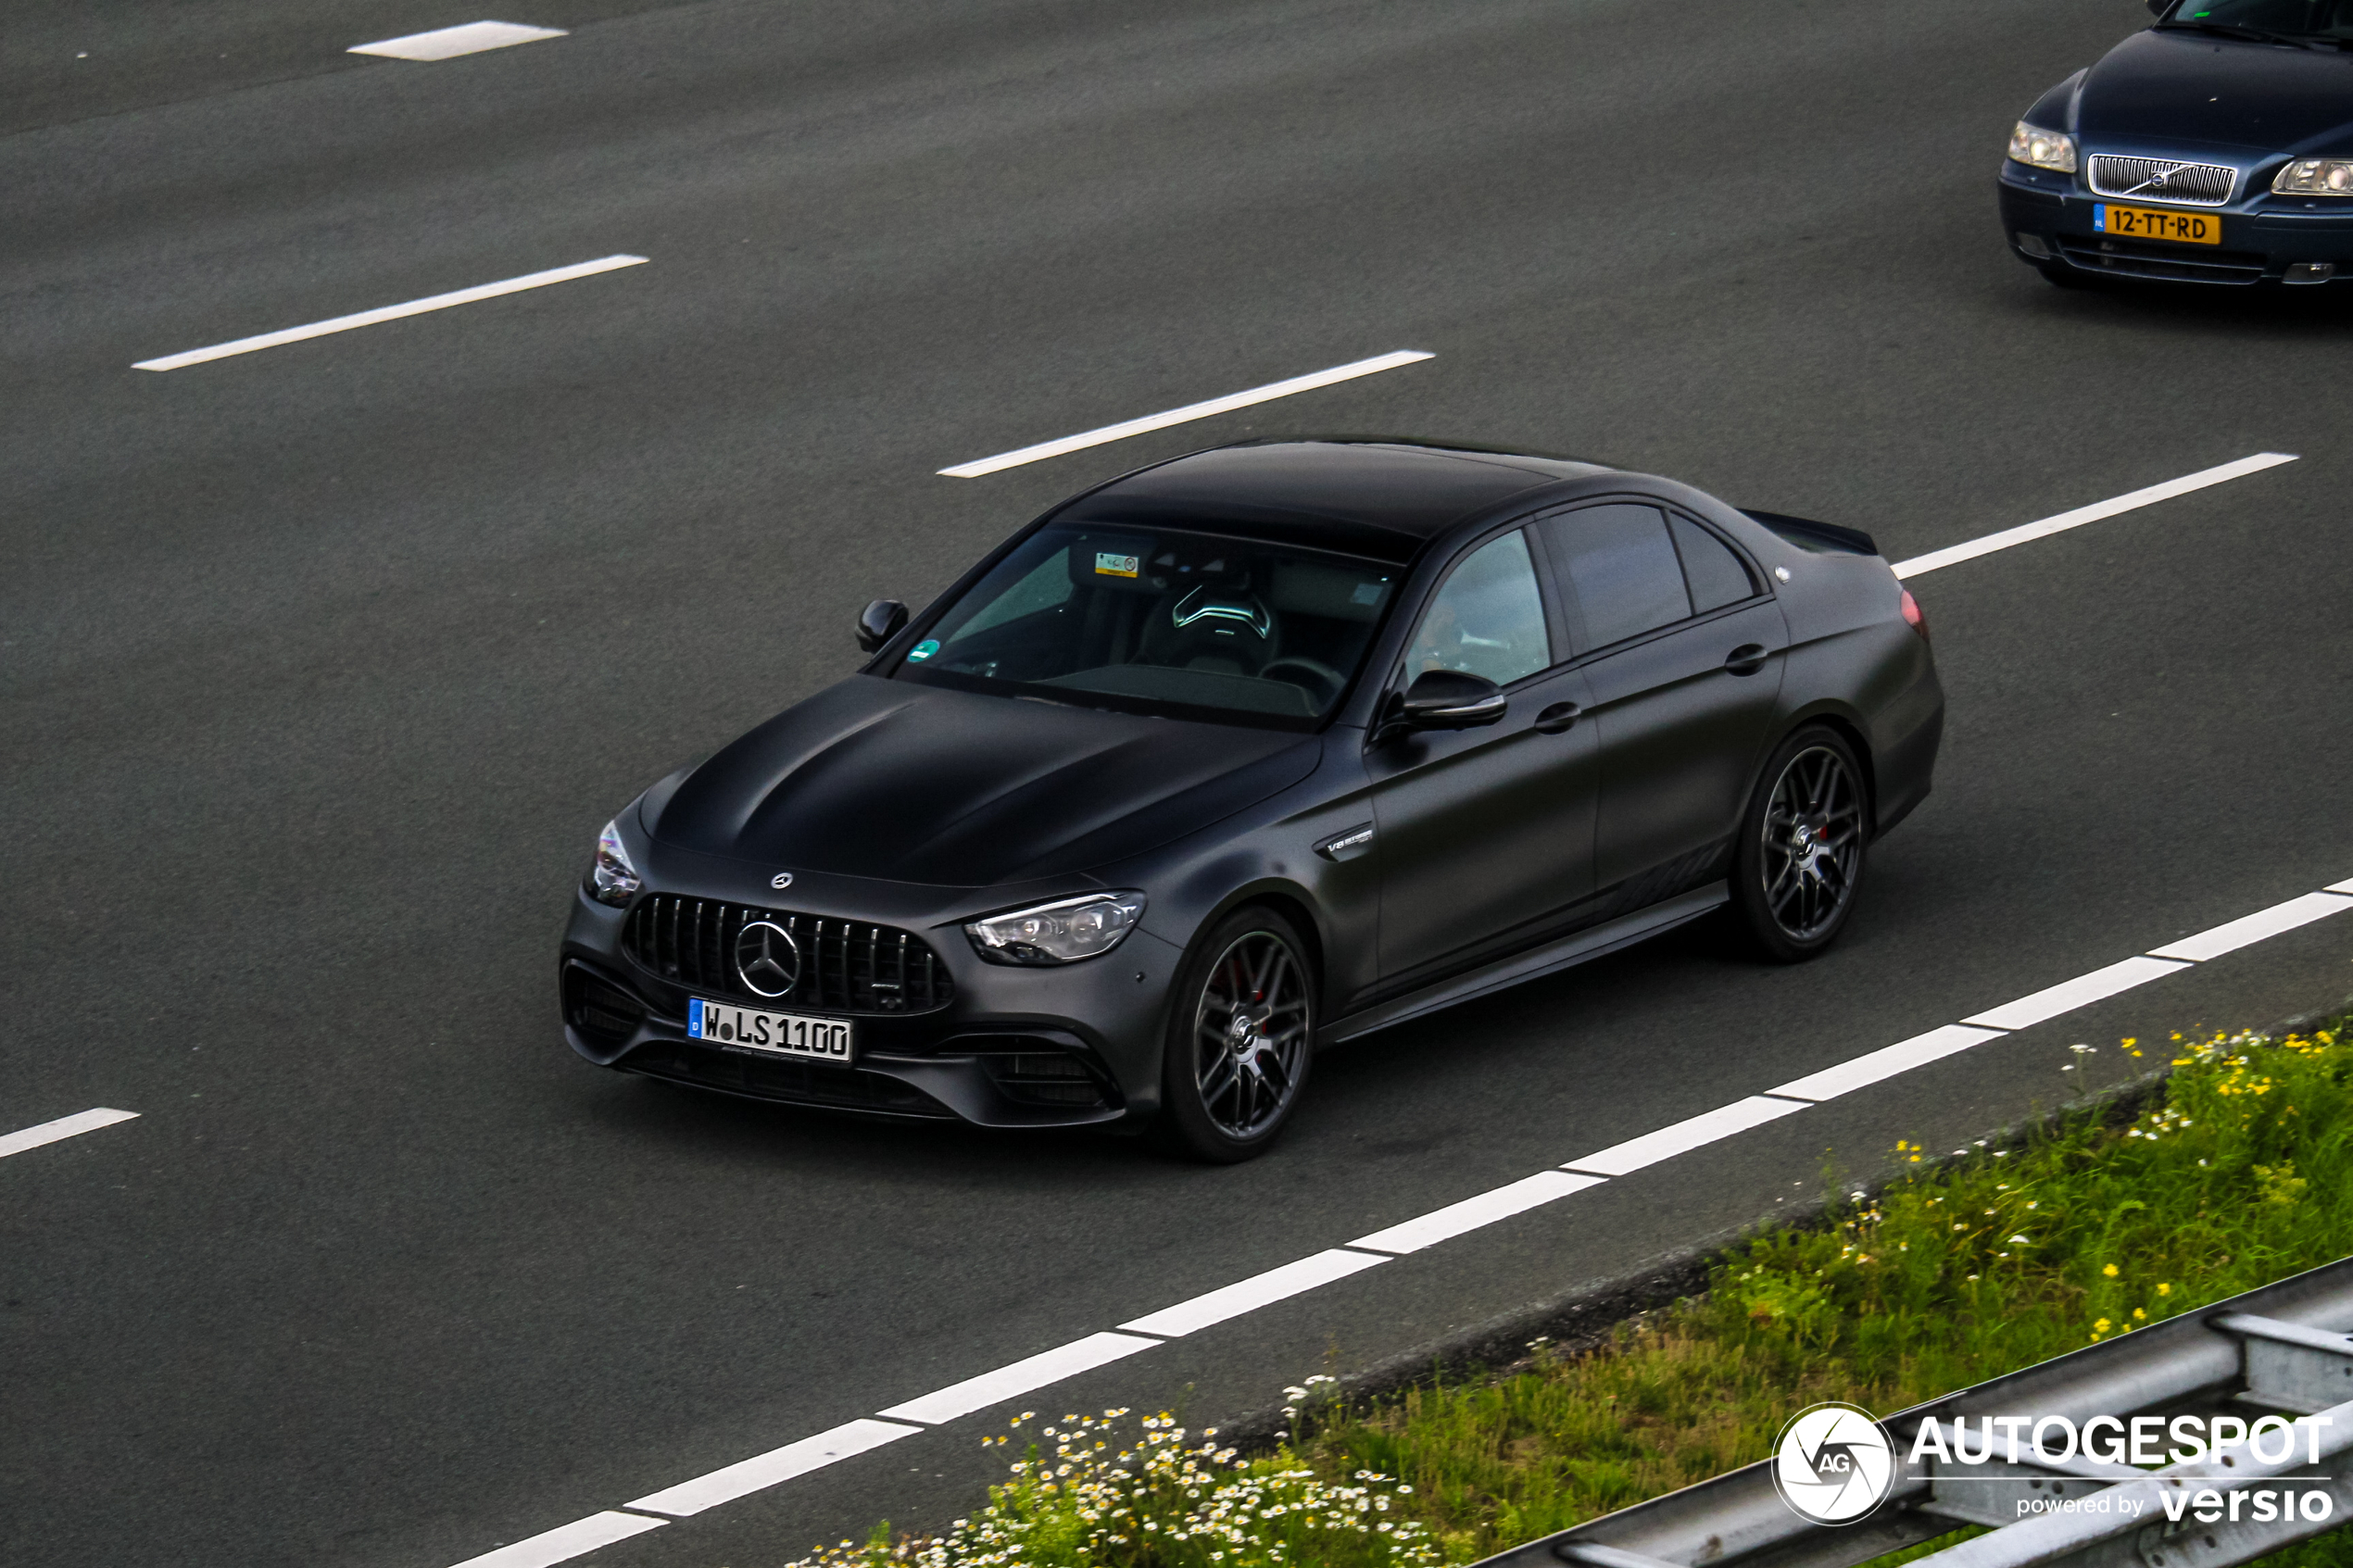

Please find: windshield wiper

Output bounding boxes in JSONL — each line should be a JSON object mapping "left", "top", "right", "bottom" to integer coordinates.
{"left": 2156, "top": 19, "right": 2317, "bottom": 47}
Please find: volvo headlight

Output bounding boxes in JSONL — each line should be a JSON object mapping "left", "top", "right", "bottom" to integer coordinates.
{"left": 2274, "top": 158, "right": 2353, "bottom": 196}
{"left": 964, "top": 892, "right": 1146, "bottom": 964}
{"left": 588, "top": 818, "right": 642, "bottom": 906}
{"left": 2007, "top": 121, "right": 2078, "bottom": 173}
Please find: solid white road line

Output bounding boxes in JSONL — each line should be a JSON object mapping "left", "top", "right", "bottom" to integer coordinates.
{"left": 132, "top": 256, "right": 648, "bottom": 371}
{"left": 0, "top": 1107, "right": 139, "bottom": 1160}
{"left": 1960, "top": 955, "right": 2192, "bottom": 1032}
{"left": 1349, "top": 1171, "right": 1605, "bottom": 1255}
{"left": 877, "top": 1332, "right": 1162, "bottom": 1425}
{"left": 1891, "top": 453, "right": 2297, "bottom": 579}
{"left": 447, "top": 1511, "right": 665, "bottom": 1568}
{"left": 1563, "top": 1095, "right": 1810, "bottom": 1177}
{"left": 937, "top": 351, "right": 1435, "bottom": 478}
{"left": 1120, "top": 1248, "right": 1390, "bottom": 1337}
{"left": 629, "top": 1419, "right": 921, "bottom": 1517}
{"left": 2148, "top": 891, "right": 2353, "bottom": 962}
{"left": 349, "top": 21, "right": 568, "bottom": 60}
{"left": 1768, "top": 1025, "right": 2005, "bottom": 1103}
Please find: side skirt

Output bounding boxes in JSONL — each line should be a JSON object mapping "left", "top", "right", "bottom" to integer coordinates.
{"left": 1315, "top": 882, "right": 1729, "bottom": 1047}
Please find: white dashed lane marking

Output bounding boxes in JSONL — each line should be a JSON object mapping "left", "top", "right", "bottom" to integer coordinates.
{"left": 1959, "top": 955, "right": 2191, "bottom": 1032}
{"left": 1891, "top": 452, "right": 2296, "bottom": 578}
{"left": 446, "top": 1511, "right": 664, "bottom": 1568}
{"left": 937, "top": 351, "right": 1435, "bottom": 478}
{"left": 1350, "top": 1171, "right": 1604, "bottom": 1256}
{"left": 0, "top": 1108, "right": 139, "bottom": 1160}
{"left": 628, "top": 1420, "right": 922, "bottom": 1518}
{"left": 132, "top": 256, "right": 647, "bottom": 371}
{"left": 349, "top": 21, "right": 568, "bottom": 61}
{"left": 875, "top": 1332, "right": 1161, "bottom": 1426}
{"left": 1119, "top": 1248, "right": 1390, "bottom": 1336}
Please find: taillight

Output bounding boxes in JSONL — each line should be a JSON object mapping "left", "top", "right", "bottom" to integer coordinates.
{"left": 1900, "top": 587, "right": 1928, "bottom": 642}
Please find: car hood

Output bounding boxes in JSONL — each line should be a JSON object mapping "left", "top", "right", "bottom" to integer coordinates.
{"left": 2076, "top": 30, "right": 2353, "bottom": 153}
{"left": 645, "top": 675, "right": 1323, "bottom": 886}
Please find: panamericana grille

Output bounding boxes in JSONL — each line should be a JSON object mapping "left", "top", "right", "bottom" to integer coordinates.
{"left": 622, "top": 894, "right": 954, "bottom": 1015}
{"left": 2088, "top": 155, "right": 2236, "bottom": 207}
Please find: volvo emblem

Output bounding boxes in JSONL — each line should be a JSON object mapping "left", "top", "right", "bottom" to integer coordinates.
{"left": 770, "top": 871, "right": 794, "bottom": 889}
{"left": 735, "top": 919, "right": 802, "bottom": 998}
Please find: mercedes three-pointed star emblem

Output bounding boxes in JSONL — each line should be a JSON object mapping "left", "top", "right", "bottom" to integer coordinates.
{"left": 735, "top": 918, "right": 802, "bottom": 998}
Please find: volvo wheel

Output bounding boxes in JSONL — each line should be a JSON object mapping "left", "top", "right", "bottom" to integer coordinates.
{"left": 1732, "top": 727, "right": 1869, "bottom": 962}
{"left": 1156, "top": 907, "right": 1315, "bottom": 1162}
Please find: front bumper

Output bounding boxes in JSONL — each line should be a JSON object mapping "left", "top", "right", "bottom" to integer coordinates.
{"left": 559, "top": 887, "right": 1182, "bottom": 1129}
{"left": 1999, "top": 168, "right": 2353, "bottom": 284}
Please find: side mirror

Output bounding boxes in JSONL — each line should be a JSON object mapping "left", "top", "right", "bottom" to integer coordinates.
{"left": 2146, "top": 0, "right": 2167, "bottom": 14}
{"left": 1396, "top": 669, "right": 1508, "bottom": 731}
{"left": 856, "top": 599, "right": 909, "bottom": 655}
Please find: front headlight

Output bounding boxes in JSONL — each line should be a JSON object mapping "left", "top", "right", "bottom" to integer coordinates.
{"left": 964, "top": 892, "right": 1146, "bottom": 965}
{"left": 2274, "top": 158, "right": 2353, "bottom": 196}
{"left": 2007, "top": 121, "right": 2078, "bottom": 173}
{"left": 588, "top": 818, "right": 642, "bottom": 907}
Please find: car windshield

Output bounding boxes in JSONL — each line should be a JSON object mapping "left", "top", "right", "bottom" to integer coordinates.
{"left": 891, "top": 523, "right": 1402, "bottom": 729}
{"left": 2158, "top": 0, "right": 2353, "bottom": 41}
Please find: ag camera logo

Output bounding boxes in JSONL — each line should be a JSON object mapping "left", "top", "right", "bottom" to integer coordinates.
{"left": 1771, "top": 1402, "right": 1896, "bottom": 1524}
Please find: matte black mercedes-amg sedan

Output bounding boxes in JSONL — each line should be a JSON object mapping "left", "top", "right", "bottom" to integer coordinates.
{"left": 560, "top": 440, "right": 1944, "bottom": 1160}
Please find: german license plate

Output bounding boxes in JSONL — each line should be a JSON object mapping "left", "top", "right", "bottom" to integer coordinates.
{"left": 688, "top": 997, "right": 853, "bottom": 1065}
{"left": 2094, "top": 203, "right": 2222, "bottom": 245}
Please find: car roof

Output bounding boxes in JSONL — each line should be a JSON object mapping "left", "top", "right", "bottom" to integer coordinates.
{"left": 1060, "top": 439, "right": 1617, "bottom": 564}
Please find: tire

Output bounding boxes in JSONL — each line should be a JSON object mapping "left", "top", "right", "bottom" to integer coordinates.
{"left": 1730, "top": 726, "right": 1869, "bottom": 963}
{"left": 1155, "top": 906, "right": 1315, "bottom": 1163}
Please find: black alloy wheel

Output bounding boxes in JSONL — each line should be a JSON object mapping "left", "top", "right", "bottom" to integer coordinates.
{"left": 1732, "top": 727, "right": 1869, "bottom": 962}
{"left": 1156, "top": 907, "right": 1315, "bottom": 1162}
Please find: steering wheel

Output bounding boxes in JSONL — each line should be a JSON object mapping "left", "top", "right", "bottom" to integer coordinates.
{"left": 1258, "top": 656, "right": 1347, "bottom": 708}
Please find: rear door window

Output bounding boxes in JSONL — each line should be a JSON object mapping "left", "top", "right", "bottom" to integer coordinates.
{"left": 1538, "top": 504, "right": 1690, "bottom": 650}
{"left": 1668, "top": 514, "right": 1758, "bottom": 613}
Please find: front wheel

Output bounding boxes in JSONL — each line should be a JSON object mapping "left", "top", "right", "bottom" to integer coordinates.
{"left": 1730, "top": 727, "right": 1869, "bottom": 962}
{"left": 1155, "top": 907, "right": 1315, "bottom": 1163}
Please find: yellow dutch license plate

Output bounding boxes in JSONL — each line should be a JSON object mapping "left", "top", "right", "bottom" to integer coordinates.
{"left": 2095, "top": 203, "right": 2223, "bottom": 245}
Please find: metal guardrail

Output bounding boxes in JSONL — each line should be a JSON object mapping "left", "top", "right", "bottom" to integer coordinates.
{"left": 1475, "top": 1256, "right": 2353, "bottom": 1568}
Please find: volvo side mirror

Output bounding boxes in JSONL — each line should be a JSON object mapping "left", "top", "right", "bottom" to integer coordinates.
{"left": 856, "top": 599, "right": 909, "bottom": 654}
{"left": 1398, "top": 669, "right": 1508, "bottom": 730}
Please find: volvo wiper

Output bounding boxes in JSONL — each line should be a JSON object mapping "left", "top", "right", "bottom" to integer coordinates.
{"left": 2157, "top": 19, "right": 2317, "bottom": 47}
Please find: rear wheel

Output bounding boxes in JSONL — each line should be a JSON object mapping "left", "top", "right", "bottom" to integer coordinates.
{"left": 1155, "top": 907, "right": 1315, "bottom": 1162}
{"left": 1731, "top": 727, "right": 1869, "bottom": 962}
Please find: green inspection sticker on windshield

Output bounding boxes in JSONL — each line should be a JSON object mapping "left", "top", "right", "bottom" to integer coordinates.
{"left": 905, "top": 638, "right": 939, "bottom": 662}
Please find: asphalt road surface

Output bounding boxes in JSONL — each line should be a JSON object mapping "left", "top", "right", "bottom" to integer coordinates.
{"left": 6, "top": 2, "right": 2353, "bottom": 1565}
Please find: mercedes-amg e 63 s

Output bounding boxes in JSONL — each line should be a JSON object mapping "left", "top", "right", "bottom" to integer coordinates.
{"left": 560, "top": 440, "right": 1944, "bottom": 1160}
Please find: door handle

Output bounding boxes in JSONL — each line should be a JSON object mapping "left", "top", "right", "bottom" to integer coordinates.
{"left": 1724, "top": 644, "right": 1768, "bottom": 677}
{"left": 1532, "top": 701, "right": 1581, "bottom": 734}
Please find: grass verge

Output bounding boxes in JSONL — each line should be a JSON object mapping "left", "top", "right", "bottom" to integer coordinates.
{"left": 764, "top": 1021, "right": 2352, "bottom": 1568}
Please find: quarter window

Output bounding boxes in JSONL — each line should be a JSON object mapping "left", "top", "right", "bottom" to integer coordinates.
{"left": 1540, "top": 504, "right": 1690, "bottom": 649}
{"left": 1669, "top": 514, "right": 1758, "bottom": 613}
{"left": 1407, "top": 530, "right": 1550, "bottom": 687}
